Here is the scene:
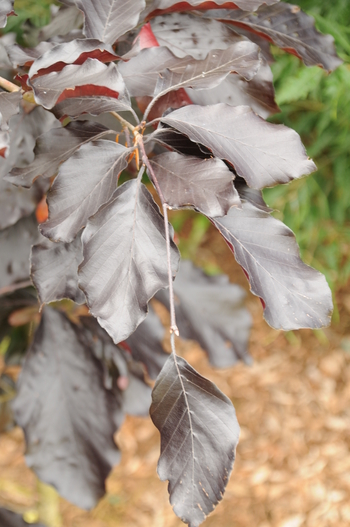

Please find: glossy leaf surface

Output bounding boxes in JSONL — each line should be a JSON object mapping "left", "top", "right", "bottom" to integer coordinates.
{"left": 149, "top": 151, "right": 240, "bottom": 216}
{"left": 76, "top": 0, "right": 146, "bottom": 44}
{"left": 211, "top": 200, "right": 333, "bottom": 330}
{"left": 29, "top": 59, "right": 128, "bottom": 110}
{"left": 151, "top": 352, "right": 239, "bottom": 526}
{"left": 7, "top": 121, "right": 113, "bottom": 188}
{"left": 214, "top": 3, "right": 343, "bottom": 71}
{"left": 0, "top": 215, "right": 40, "bottom": 290}
{"left": 153, "top": 40, "right": 260, "bottom": 97}
{"left": 41, "top": 140, "right": 132, "bottom": 243}
{"left": 0, "top": 1, "right": 14, "bottom": 28}
{"left": 31, "top": 234, "right": 85, "bottom": 305}
{"left": 13, "top": 308, "right": 123, "bottom": 510}
{"left": 161, "top": 104, "right": 316, "bottom": 189}
{"left": 78, "top": 179, "right": 180, "bottom": 344}
{"left": 28, "top": 39, "right": 119, "bottom": 78}
{"left": 145, "top": 0, "right": 279, "bottom": 19}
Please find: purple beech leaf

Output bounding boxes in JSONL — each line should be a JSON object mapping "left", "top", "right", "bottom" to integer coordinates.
{"left": 161, "top": 104, "right": 316, "bottom": 189}
{"left": 147, "top": 126, "right": 212, "bottom": 158}
{"left": 0, "top": 215, "right": 40, "bottom": 290}
{"left": 186, "top": 58, "right": 280, "bottom": 118}
{"left": 118, "top": 46, "right": 188, "bottom": 97}
{"left": 28, "top": 39, "right": 119, "bottom": 78}
{"left": 29, "top": 58, "right": 129, "bottom": 110}
{"left": 145, "top": 0, "right": 279, "bottom": 19}
{"left": 52, "top": 95, "right": 133, "bottom": 120}
{"left": 150, "top": 352, "right": 240, "bottom": 527}
{"left": 12, "top": 307, "right": 123, "bottom": 510}
{"left": 212, "top": 3, "right": 343, "bottom": 71}
{"left": 79, "top": 316, "right": 152, "bottom": 416}
{"left": 153, "top": 41, "right": 261, "bottom": 97}
{"left": 0, "top": 92, "right": 22, "bottom": 130}
{"left": 0, "top": 107, "right": 59, "bottom": 229}
{"left": 235, "top": 175, "right": 272, "bottom": 212}
{"left": 150, "top": 12, "right": 245, "bottom": 60}
{"left": 0, "top": 1, "right": 15, "bottom": 29}
{"left": 156, "top": 260, "right": 252, "bottom": 367}
{"left": 41, "top": 140, "right": 132, "bottom": 243}
{"left": 6, "top": 121, "right": 114, "bottom": 189}
{"left": 38, "top": 5, "right": 84, "bottom": 42}
{"left": 0, "top": 508, "right": 44, "bottom": 527}
{"left": 148, "top": 151, "right": 240, "bottom": 217}
{"left": 211, "top": 200, "right": 333, "bottom": 330}
{"left": 7, "top": 42, "right": 55, "bottom": 69}
{"left": 30, "top": 233, "right": 85, "bottom": 305}
{"left": 78, "top": 179, "right": 180, "bottom": 344}
{"left": 76, "top": 0, "right": 146, "bottom": 44}
{"left": 125, "top": 304, "right": 168, "bottom": 379}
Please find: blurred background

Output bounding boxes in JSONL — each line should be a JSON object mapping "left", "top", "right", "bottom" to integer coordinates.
{"left": 1, "top": 0, "right": 350, "bottom": 526}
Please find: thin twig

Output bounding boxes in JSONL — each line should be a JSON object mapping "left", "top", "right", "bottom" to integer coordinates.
{"left": 110, "top": 111, "right": 137, "bottom": 132}
{"left": 0, "top": 75, "right": 21, "bottom": 93}
{"left": 137, "top": 136, "right": 179, "bottom": 337}
{"left": 0, "top": 280, "right": 33, "bottom": 296}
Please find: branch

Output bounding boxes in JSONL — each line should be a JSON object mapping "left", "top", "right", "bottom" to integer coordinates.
{"left": 0, "top": 280, "right": 34, "bottom": 296}
{"left": 138, "top": 136, "right": 179, "bottom": 337}
{"left": 0, "top": 75, "right": 21, "bottom": 93}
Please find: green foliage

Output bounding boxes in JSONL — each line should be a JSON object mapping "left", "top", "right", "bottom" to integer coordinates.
{"left": 2, "top": 0, "right": 57, "bottom": 45}
{"left": 264, "top": 0, "right": 350, "bottom": 291}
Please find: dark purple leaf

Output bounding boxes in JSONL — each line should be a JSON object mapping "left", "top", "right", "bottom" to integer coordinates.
{"left": 150, "top": 12, "right": 245, "bottom": 60}
{"left": 76, "top": 0, "right": 146, "bottom": 44}
{"left": 7, "top": 42, "right": 54, "bottom": 69}
{"left": 149, "top": 151, "right": 240, "bottom": 216}
{"left": 0, "top": 107, "right": 59, "bottom": 229}
{"left": 41, "top": 140, "right": 132, "bottom": 243}
{"left": 150, "top": 352, "right": 239, "bottom": 526}
{"left": 0, "top": 91, "right": 21, "bottom": 130}
{"left": 13, "top": 307, "right": 123, "bottom": 510}
{"left": 145, "top": 0, "right": 278, "bottom": 19}
{"left": 153, "top": 40, "right": 260, "bottom": 98}
{"left": 147, "top": 126, "right": 212, "bottom": 158}
{"left": 29, "top": 58, "right": 129, "bottom": 110}
{"left": 31, "top": 233, "right": 85, "bottom": 305}
{"left": 0, "top": 1, "right": 15, "bottom": 29}
{"left": 78, "top": 179, "right": 180, "bottom": 344}
{"left": 211, "top": 200, "right": 333, "bottom": 330}
{"left": 38, "top": 4, "right": 84, "bottom": 42}
{"left": 6, "top": 121, "right": 114, "bottom": 189}
{"left": 213, "top": 3, "right": 343, "bottom": 71}
{"left": 28, "top": 39, "right": 119, "bottom": 78}
{"left": 79, "top": 315, "right": 152, "bottom": 415}
{"left": 118, "top": 46, "right": 188, "bottom": 97}
{"left": 0, "top": 215, "right": 40, "bottom": 290}
{"left": 0, "top": 508, "right": 44, "bottom": 527}
{"left": 161, "top": 104, "right": 316, "bottom": 189}
{"left": 52, "top": 94, "right": 133, "bottom": 120}
{"left": 156, "top": 260, "right": 252, "bottom": 367}
{"left": 235, "top": 175, "right": 272, "bottom": 211}
{"left": 186, "top": 58, "right": 280, "bottom": 118}
{"left": 125, "top": 304, "right": 168, "bottom": 379}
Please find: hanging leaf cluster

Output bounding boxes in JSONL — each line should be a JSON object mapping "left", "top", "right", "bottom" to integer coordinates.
{"left": 0, "top": 0, "right": 339, "bottom": 525}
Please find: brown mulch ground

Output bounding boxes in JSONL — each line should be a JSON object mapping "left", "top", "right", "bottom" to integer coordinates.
{"left": 1, "top": 226, "right": 350, "bottom": 527}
